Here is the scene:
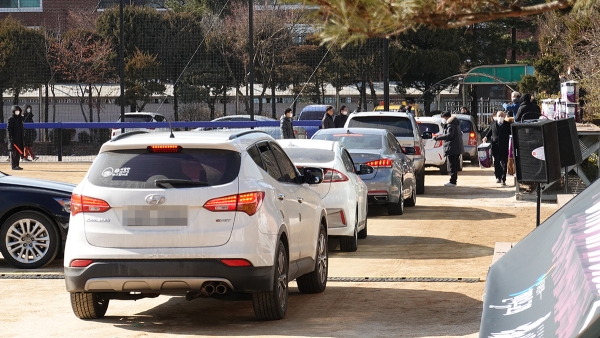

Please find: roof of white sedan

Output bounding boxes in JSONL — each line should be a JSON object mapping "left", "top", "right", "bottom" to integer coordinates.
{"left": 276, "top": 139, "right": 336, "bottom": 151}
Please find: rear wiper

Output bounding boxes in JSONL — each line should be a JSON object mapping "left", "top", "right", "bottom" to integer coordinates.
{"left": 154, "top": 179, "right": 208, "bottom": 188}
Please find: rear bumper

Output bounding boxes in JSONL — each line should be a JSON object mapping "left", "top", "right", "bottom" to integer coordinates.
{"left": 64, "top": 260, "right": 274, "bottom": 293}
{"left": 464, "top": 145, "right": 477, "bottom": 160}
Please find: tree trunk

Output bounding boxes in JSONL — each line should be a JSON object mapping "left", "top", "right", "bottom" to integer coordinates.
{"left": 13, "top": 91, "right": 20, "bottom": 105}
{"left": 258, "top": 86, "right": 267, "bottom": 116}
{"left": 368, "top": 80, "right": 378, "bottom": 110}
{"left": 271, "top": 86, "right": 276, "bottom": 119}
{"left": 223, "top": 91, "right": 227, "bottom": 116}
{"left": 88, "top": 84, "right": 94, "bottom": 123}
{"left": 361, "top": 81, "right": 367, "bottom": 111}
{"left": 0, "top": 87, "right": 4, "bottom": 142}
{"left": 469, "top": 84, "right": 478, "bottom": 127}
{"left": 77, "top": 84, "right": 88, "bottom": 123}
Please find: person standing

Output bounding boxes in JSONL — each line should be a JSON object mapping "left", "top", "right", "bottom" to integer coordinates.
{"left": 280, "top": 108, "right": 296, "bottom": 139}
{"left": 23, "top": 105, "right": 38, "bottom": 161}
{"left": 322, "top": 105, "right": 335, "bottom": 129}
{"left": 7, "top": 105, "right": 25, "bottom": 170}
{"left": 333, "top": 105, "right": 349, "bottom": 128}
{"left": 482, "top": 111, "right": 512, "bottom": 186}
{"left": 515, "top": 93, "right": 541, "bottom": 122}
{"left": 502, "top": 91, "right": 521, "bottom": 117}
{"left": 434, "top": 111, "right": 464, "bottom": 187}
{"left": 460, "top": 106, "right": 470, "bottom": 115}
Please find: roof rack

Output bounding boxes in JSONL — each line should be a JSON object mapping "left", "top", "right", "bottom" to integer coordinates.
{"left": 228, "top": 130, "right": 269, "bottom": 140}
{"left": 110, "top": 130, "right": 149, "bottom": 142}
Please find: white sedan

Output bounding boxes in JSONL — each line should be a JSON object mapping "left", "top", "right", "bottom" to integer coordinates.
{"left": 277, "top": 139, "right": 368, "bottom": 252}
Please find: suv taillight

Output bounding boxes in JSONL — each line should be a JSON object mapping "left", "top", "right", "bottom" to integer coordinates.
{"left": 204, "top": 192, "right": 265, "bottom": 216}
{"left": 323, "top": 169, "right": 349, "bottom": 182}
{"left": 468, "top": 132, "right": 477, "bottom": 146}
{"left": 413, "top": 144, "right": 422, "bottom": 155}
{"left": 71, "top": 194, "right": 111, "bottom": 216}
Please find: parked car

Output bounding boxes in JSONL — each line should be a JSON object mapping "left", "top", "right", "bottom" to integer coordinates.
{"left": 201, "top": 115, "right": 307, "bottom": 139}
{"left": 296, "top": 105, "right": 328, "bottom": 138}
{"left": 64, "top": 130, "right": 328, "bottom": 321}
{"left": 0, "top": 172, "right": 74, "bottom": 269}
{"left": 344, "top": 111, "right": 430, "bottom": 195}
{"left": 277, "top": 139, "right": 368, "bottom": 251}
{"left": 110, "top": 112, "right": 169, "bottom": 139}
{"left": 312, "top": 128, "right": 417, "bottom": 215}
{"left": 433, "top": 113, "right": 480, "bottom": 165}
{"left": 415, "top": 116, "right": 448, "bottom": 174}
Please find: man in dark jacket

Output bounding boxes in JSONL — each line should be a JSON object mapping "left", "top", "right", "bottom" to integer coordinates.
{"left": 280, "top": 108, "right": 296, "bottom": 139}
{"left": 515, "top": 93, "right": 541, "bottom": 122}
{"left": 322, "top": 105, "right": 335, "bottom": 129}
{"left": 483, "top": 111, "right": 512, "bottom": 185}
{"left": 333, "top": 105, "right": 348, "bottom": 128}
{"left": 7, "top": 105, "right": 25, "bottom": 170}
{"left": 434, "top": 111, "right": 464, "bottom": 186}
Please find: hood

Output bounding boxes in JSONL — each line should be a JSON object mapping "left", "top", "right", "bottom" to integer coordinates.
{"left": 0, "top": 175, "right": 75, "bottom": 195}
{"left": 447, "top": 115, "right": 459, "bottom": 126}
{"left": 520, "top": 93, "right": 531, "bottom": 104}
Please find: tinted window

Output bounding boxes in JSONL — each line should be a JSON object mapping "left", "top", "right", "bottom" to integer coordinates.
{"left": 154, "top": 115, "right": 166, "bottom": 122}
{"left": 299, "top": 111, "right": 325, "bottom": 120}
{"left": 270, "top": 143, "right": 298, "bottom": 183}
{"left": 247, "top": 144, "right": 264, "bottom": 169}
{"left": 312, "top": 132, "right": 383, "bottom": 150}
{"left": 88, "top": 149, "right": 240, "bottom": 189}
{"left": 387, "top": 134, "right": 400, "bottom": 152}
{"left": 284, "top": 148, "right": 335, "bottom": 164}
{"left": 341, "top": 150, "right": 356, "bottom": 173}
{"left": 257, "top": 143, "right": 283, "bottom": 181}
{"left": 347, "top": 116, "right": 414, "bottom": 137}
{"left": 418, "top": 123, "right": 439, "bottom": 134}
{"left": 119, "top": 115, "right": 153, "bottom": 122}
{"left": 459, "top": 120, "right": 473, "bottom": 133}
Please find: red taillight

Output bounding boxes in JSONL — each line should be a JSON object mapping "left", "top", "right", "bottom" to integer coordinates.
{"left": 414, "top": 145, "right": 422, "bottom": 155}
{"left": 323, "top": 169, "right": 349, "bottom": 182}
{"left": 365, "top": 159, "right": 393, "bottom": 168}
{"left": 147, "top": 145, "right": 181, "bottom": 153}
{"left": 220, "top": 259, "right": 252, "bottom": 267}
{"left": 434, "top": 140, "right": 443, "bottom": 148}
{"left": 204, "top": 192, "right": 265, "bottom": 216}
{"left": 340, "top": 210, "right": 346, "bottom": 225}
{"left": 70, "top": 194, "right": 111, "bottom": 216}
{"left": 468, "top": 132, "right": 477, "bottom": 146}
{"left": 70, "top": 259, "right": 93, "bottom": 268}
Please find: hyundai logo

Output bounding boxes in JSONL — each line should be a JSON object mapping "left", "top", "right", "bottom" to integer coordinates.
{"left": 145, "top": 194, "right": 165, "bottom": 205}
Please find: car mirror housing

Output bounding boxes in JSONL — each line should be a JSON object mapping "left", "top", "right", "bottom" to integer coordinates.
{"left": 421, "top": 131, "right": 433, "bottom": 139}
{"left": 357, "top": 164, "right": 374, "bottom": 175}
{"left": 302, "top": 167, "right": 324, "bottom": 184}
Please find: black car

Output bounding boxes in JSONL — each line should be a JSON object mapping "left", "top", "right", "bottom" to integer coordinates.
{"left": 0, "top": 171, "right": 74, "bottom": 269}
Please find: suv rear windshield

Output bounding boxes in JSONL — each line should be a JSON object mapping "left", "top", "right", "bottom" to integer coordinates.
{"left": 299, "top": 111, "right": 325, "bottom": 120}
{"left": 418, "top": 123, "right": 439, "bottom": 134}
{"left": 459, "top": 120, "right": 473, "bottom": 133}
{"left": 88, "top": 149, "right": 241, "bottom": 189}
{"left": 347, "top": 116, "right": 414, "bottom": 137}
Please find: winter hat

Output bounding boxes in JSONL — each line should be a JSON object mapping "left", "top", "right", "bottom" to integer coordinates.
{"left": 11, "top": 105, "right": 22, "bottom": 114}
{"left": 441, "top": 111, "right": 451, "bottom": 118}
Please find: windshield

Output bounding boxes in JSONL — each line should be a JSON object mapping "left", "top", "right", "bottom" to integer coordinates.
{"left": 459, "top": 120, "right": 473, "bottom": 133}
{"left": 418, "top": 123, "right": 439, "bottom": 134}
{"left": 313, "top": 133, "right": 383, "bottom": 150}
{"left": 347, "top": 116, "right": 414, "bottom": 137}
{"left": 284, "top": 148, "right": 335, "bottom": 163}
{"left": 88, "top": 149, "right": 240, "bottom": 189}
{"left": 299, "top": 111, "right": 325, "bottom": 120}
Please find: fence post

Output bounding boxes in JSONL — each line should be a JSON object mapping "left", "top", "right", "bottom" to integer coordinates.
{"left": 58, "top": 128, "right": 62, "bottom": 162}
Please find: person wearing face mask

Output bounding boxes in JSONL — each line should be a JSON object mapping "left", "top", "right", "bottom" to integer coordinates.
{"left": 280, "top": 108, "right": 296, "bottom": 139}
{"left": 433, "top": 111, "right": 464, "bottom": 187}
{"left": 482, "top": 111, "right": 512, "bottom": 185}
{"left": 23, "top": 105, "right": 38, "bottom": 161}
{"left": 333, "top": 105, "right": 349, "bottom": 128}
{"left": 7, "top": 105, "right": 25, "bottom": 170}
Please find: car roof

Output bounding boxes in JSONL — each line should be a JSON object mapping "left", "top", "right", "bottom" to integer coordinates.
{"left": 313, "top": 127, "right": 388, "bottom": 136}
{"left": 300, "top": 105, "right": 329, "bottom": 112}
{"left": 212, "top": 115, "right": 276, "bottom": 121}
{"left": 349, "top": 111, "right": 413, "bottom": 118}
{"left": 432, "top": 113, "right": 474, "bottom": 121}
{"left": 415, "top": 116, "right": 442, "bottom": 123}
{"left": 124, "top": 112, "right": 164, "bottom": 117}
{"left": 100, "top": 130, "right": 274, "bottom": 153}
{"left": 276, "top": 139, "right": 337, "bottom": 152}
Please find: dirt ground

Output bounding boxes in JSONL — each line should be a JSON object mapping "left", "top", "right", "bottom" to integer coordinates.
{"left": 0, "top": 160, "right": 558, "bottom": 337}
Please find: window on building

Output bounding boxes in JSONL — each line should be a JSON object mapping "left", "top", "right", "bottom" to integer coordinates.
{"left": 0, "top": 0, "right": 42, "bottom": 11}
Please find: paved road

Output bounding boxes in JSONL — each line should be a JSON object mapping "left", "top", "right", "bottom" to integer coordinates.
{"left": 0, "top": 163, "right": 557, "bottom": 337}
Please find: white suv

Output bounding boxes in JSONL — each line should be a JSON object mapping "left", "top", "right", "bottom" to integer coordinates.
{"left": 64, "top": 130, "right": 329, "bottom": 321}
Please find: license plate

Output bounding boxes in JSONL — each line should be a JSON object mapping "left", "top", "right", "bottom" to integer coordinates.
{"left": 123, "top": 206, "right": 188, "bottom": 226}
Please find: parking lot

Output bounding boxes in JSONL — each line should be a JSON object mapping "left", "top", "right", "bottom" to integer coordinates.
{"left": 0, "top": 161, "right": 557, "bottom": 337}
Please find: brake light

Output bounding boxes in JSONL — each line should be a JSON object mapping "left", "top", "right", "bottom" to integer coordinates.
{"left": 220, "top": 259, "right": 252, "bottom": 267}
{"left": 434, "top": 140, "right": 443, "bottom": 148}
{"left": 365, "top": 159, "right": 393, "bottom": 168}
{"left": 414, "top": 144, "right": 422, "bottom": 155}
{"left": 147, "top": 145, "right": 181, "bottom": 153}
{"left": 70, "top": 259, "right": 93, "bottom": 268}
{"left": 70, "top": 194, "right": 111, "bottom": 216}
{"left": 323, "top": 169, "right": 349, "bottom": 182}
{"left": 204, "top": 192, "right": 265, "bottom": 216}
{"left": 340, "top": 210, "right": 346, "bottom": 225}
{"left": 468, "top": 132, "right": 477, "bottom": 146}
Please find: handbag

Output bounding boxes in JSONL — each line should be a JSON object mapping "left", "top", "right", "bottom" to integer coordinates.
{"left": 507, "top": 157, "right": 515, "bottom": 176}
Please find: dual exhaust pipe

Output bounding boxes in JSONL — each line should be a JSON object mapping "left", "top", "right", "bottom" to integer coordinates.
{"left": 201, "top": 282, "right": 228, "bottom": 296}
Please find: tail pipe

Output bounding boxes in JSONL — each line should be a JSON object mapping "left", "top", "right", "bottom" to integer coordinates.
{"left": 201, "top": 282, "right": 216, "bottom": 296}
{"left": 215, "top": 283, "right": 228, "bottom": 295}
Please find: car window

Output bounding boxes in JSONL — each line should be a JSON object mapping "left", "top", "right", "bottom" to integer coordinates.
{"left": 459, "top": 120, "right": 473, "bottom": 133}
{"left": 341, "top": 149, "right": 356, "bottom": 173}
{"left": 347, "top": 116, "right": 414, "bottom": 137}
{"left": 247, "top": 144, "right": 264, "bottom": 170}
{"left": 386, "top": 134, "right": 400, "bottom": 153}
{"left": 257, "top": 142, "right": 283, "bottom": 181}
{"left": 299, "top": 111, "right": 325, "bottom": 120}
{"left": 88, "top": 149, "right": 240, "bottom": 189}
{"left": 312, "top": 132, "right": 383, "bottom": 150}
{"left": 154, "top": 115, "right": 166, "bottom": 122}
{"left": 270, "top": 142, "right": 298, "bottom": 183}
{"left": 119, "top": 115, "right": 153, "bottom": 122}
{"left": 418, "top": 123, "right": 439, "bottom": 134}
{"left": 284, "top": 148, "right": 335, "bottom": 164}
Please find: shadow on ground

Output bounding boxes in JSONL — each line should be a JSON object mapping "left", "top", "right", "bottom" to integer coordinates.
{"left": 368, "top": 204, "right": 516, "bottom": 220}
{"left": 101, "top": 284, "right": 482, "bottom": 337}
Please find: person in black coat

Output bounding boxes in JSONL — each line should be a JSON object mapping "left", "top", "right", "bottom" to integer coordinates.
{"left": 23, "top": 104, "right": 38, "bottom": 161}
{"left": 280, "top": 108, "right": 296, "bottom": 139}
{"left": 483, "top": 111, "right": 512, "bottom": 185}
{"left": 333, "top": 105, "right": 349, "bottom": 128}
{"left": 7, "top": 105, "right": 25, "bottom": 170}
{"left": 515, "top": 93, "right": 541, "bottom": 122}
{"left": 434, "top": 111, "right": 464, "bottom": 187}
{"left": 322, "top": 105, "right": 335, "bottom": 129}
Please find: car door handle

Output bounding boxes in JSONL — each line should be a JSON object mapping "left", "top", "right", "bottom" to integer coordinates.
{"left": 297, "top": 197, "right": 303, "bottom": 203}
{"left": 278, "top": 194, "right": 285, "bottom": 200}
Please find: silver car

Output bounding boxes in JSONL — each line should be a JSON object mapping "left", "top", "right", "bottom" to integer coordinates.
{"left": 312, "top": 128, "right": 416, "bottom": 216}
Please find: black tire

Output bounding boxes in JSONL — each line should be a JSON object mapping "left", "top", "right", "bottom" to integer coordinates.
{"left": 296, "top": 223, "right": 328, "bottom": 294}
{"left": 0, "top": 211, "right": 60, "bottom": 269}
{"left": 439, "top": 161, "right": 448, "bottom": 175}
{"left": 387, "top": 191, "right": 404, "bottom": 216}
{"left": 358, "top": 205, "right": 368, "bottom": 239}
{"left": 253, "top": 240, "right": 288, "bottom": 320}
{"left": 416, "top": 169, "right": 425, "bottom": 195}
{"left": 70, "top": 292, "right": 109, "bottom": 319}
{"left": 404, "top": 186, "right": 416, "bottom": 207}
{"left": 340, "top": 213, "right": 358, "bottom": 252}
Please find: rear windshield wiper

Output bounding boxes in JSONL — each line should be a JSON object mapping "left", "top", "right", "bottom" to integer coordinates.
{"left": 154, "top": 179, "right": 208, "bottom": 188}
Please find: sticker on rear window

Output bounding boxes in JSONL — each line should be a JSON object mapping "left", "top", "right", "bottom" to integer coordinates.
{"left": 101, "top": 167, "right": 131, "bottom": 177}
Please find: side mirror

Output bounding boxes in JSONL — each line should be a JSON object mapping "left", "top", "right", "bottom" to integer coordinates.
{"left": 402, "top": 147, "right": 416, "bottom": 155}
{"left": 421, "top": 131, "right": 433, "bottom": 139}
{"left": 302, "top": 167, "right": 324, "bottom": 184}
{"left": 357, "top": 164, "right": 374, "bottom": 175}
